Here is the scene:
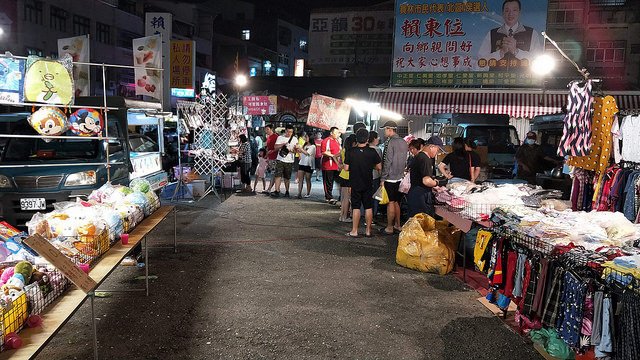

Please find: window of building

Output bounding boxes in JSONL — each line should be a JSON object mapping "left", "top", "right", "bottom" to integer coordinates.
{"left": 242, "top": 29, "right": 250, "bottom": 40}
{"left": 26, "top": 47, "right": 43, "bottom": 57}
{"left": 174, "top": 20, "right": 195, "bottom": 38}
{"left": 50, "top": 6, "right": 67, "bottom": 32}
{"left": 590, "top": 0, "right": 625, "bottom": 5}
{"left": 118, "top": 0, "right": 137, "bottom": 15}
{"left": 548, "top": 41, "right": 583, "bottom": 63}
{"left": 117, "top": 29, "right": 142, "bottom": 48}
{"left": 631, "top": 44, "right": 640, "bottom": 54}
{"left": 299, "top": 40, "right": 308, "bottom": 53}
{"left": 278, "top": 53, "right": 289, "bottom": 66}
{"left": 97, "top": 22, "right": 111, "bottom": 44}
{"left": 24, "top": 0, "right": 43, "bottom": 24}
{"left": 278, "top": 26, "right": 292, "bottom": 46}
{"left": 588, "top": 9, "right": 625, "bottom": 23}
{"left": 73, "top": 15, "right": 90, "bottom": 35}
{"left": 585, "top": 40, "right": 626, "bottom": 63}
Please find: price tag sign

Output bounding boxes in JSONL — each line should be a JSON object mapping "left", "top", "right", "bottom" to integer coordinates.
{"left": 23, "top": 234, "right": 97, "bottom": 293}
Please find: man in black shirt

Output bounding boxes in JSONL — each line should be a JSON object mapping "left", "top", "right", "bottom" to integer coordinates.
{"left": 345, "top": 128, "right": 382, "bottom": 238}
{"left": 408, "top": 136, "right": 448, "bottom": 217}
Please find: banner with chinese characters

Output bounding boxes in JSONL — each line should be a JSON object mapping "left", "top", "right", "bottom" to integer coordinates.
{"left": 170, "top": 40, "right": 195, "bottom": 89}
{"left": 243, "top": 95, "right": 277, "bottom": 115}
{"left": 58, "top": 35, "right": 90, "bottom": 97}
{"left": 309, "top": 11, "right": 394, "bottom": 66}
{"left": 392, "top": 0, "right": 548, "bottom": 87}
{"left": 145, "top": 12, "right": 172, "bottom": 109}
{"left": 306, "top": 94, "right": 352, "bottom": 132}
{"left": 133, "top": 35, "right": 162, "bottom": 100}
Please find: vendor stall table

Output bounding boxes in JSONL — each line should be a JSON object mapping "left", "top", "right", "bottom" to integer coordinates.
{"left": 435, "top": 205, "right": 492, "bottom": 282}
{"left": 0, "top": 206, "right": 176, "bottom": 360}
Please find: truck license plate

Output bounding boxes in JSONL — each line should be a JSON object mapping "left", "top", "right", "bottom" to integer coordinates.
{"left": 20, "top": 198, "right": 46, "bottom": 211}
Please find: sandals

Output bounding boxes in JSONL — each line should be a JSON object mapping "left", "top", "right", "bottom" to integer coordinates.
{"left": 364, "top": 233, "right": 373, "bottom": 238}
{"left": 378, "top": 228, "right": 394, "bottom": 235}
{"left": 346, "top": 232, "right": 361, "bottom": 238}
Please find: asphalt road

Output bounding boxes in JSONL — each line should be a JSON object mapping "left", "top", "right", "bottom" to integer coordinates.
{"left": 35, "top": 185, "right": 542, "bottom": 360}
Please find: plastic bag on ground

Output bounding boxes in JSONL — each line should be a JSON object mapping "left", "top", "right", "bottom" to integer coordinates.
{"left": 396, "top": 213, "right": 461, "bottom": 275}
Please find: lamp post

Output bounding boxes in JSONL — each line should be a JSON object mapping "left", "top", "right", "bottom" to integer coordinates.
{"left": 234, "top": 74, "right": 248, "bottom": 116}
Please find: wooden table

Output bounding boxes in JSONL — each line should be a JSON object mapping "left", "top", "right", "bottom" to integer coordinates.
{"left": 0, "top": 206, "right": 175, "bottom": 360}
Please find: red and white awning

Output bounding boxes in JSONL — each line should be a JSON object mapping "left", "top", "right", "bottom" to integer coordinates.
{"left": 369, "top": 89, "right": 640, "bottom": 118}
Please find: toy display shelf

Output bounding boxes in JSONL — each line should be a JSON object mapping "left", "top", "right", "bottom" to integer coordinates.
{"left": 0, "top": 205, "right": 176, "bottom": 360}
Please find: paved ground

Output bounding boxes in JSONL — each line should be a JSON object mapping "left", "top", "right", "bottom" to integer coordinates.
{"left": 35, "top": 182, "right": 542, "bottom": 360}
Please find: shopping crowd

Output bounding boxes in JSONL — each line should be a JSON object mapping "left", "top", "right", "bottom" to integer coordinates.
{"left": 237, "top": 121, "right": 484, "bottom": 238}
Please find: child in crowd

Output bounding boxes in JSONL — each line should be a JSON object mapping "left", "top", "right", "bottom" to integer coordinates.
{"left": 253, "top": 148, "right": 268, "bottom": 192}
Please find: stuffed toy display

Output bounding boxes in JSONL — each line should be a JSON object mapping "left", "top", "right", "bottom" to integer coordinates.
{"left": 28, "top": 106, "right": 69, "bottom": 138}
{"left": 69, "top": 108, "right": 102, "bottom": 136}
{"left": 23, "top": 54, "right": 74, "bottom": 105}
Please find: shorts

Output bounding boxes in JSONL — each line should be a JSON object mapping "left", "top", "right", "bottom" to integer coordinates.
{"left": 274, "top": 160, "right": 293, "bottom": 179}
{"left": 315, "top": 157, "right": 322, "bottom": 170}
{"left": 338, "top": 176, "right": 350, "bottom": 188}
{"left": 267, "top": 160, "right": 277, "bottom": 172}
{"left": 351, "top": 187, "right": 374, "bottom": 210}
{"left": 299, "top": 165, "right": 313, "bottom": 173}
{"left": 384, "top": 181, "right": 401, "bottom": 202}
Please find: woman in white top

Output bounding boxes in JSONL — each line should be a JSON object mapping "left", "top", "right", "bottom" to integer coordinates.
{"left": 295, "top": 132, "right": 316, "bottom": 199}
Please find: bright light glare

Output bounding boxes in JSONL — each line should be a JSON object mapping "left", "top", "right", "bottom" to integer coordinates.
{"left": 531, "top": 54, "right": 556, "bottom": 76}
{"left": 235, "top": 74, "right": 248, "bottom": 87}
{"left": 346, "top": 98, "right": 402, "bottom": 121}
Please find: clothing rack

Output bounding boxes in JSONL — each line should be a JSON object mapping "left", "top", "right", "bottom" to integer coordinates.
{"left": 618, "top": 109, "right": 640, "bottom": 116}
{"left": 619, "top": 160, "right": 640, "bottom": 170}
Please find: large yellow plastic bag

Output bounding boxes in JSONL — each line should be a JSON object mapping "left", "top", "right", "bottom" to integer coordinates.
{"left": 396, "top": 214, "right": 461, "bottom": 275}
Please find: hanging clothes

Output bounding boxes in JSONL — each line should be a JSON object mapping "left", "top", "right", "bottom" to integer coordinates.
{"left": 616, "top": 290, "right": 640, "bottom": 360}
{"left": 567, "top": 96, "right": 618, "bottom": 174}
{"left": 558, "top": 80, "right": 594, "bottom": 157}
{"left": 556, "top": 271, "right": 587, "bottom": 348}
{"left": 571, "top": 168, "right": 595, "bottom": 211}
{"left": 618, "top": 115, "right": 640, "bottom": 163}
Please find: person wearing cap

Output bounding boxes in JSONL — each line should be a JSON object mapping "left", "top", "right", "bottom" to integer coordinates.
{"left": 344, "top": 128, "right": 382, "bottom": 238}
{"left": 515, "top": 131, "right": 558, "bottom": 184}
{"left": 379, "top": 120, "right": 408, "bottom": 235}
{"left": 321, "top": 127, "right": 342, "bottom": 204}
{"left": 408, "top": 136, "right": 448, "bottom": 217}
{"left": 438, "top": 137, "right": 480, "bottom": 183}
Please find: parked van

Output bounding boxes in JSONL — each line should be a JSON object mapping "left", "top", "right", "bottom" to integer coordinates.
{"left": 427, "top": 113, "right": 520, "bottom": 179}
{"left": 0, "top": 97, "right": 168, "bottom": 228}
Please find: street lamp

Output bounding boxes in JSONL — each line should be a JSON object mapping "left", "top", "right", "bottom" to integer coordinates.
{"left": 234, "top": 74, "right": 248, "bottom": 115}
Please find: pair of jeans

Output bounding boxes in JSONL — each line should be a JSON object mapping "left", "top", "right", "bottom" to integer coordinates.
{"left": 240, "top": 162, "right": 251, "bottom": 186}
{"left": 407, "top": 186, "right": 434, "bottom": 217}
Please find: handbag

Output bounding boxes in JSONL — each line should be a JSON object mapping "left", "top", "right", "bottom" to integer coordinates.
{"left": 399, "top": 172, "right": 411, "bottom": 194}
{"left": 278, "top": 135, "right": 294, "bottom": 157}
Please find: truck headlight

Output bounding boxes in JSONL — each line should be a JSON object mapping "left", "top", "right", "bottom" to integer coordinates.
{"left": 0, "top": 175, "right": 12, "bottom": 188}
{"left": 65, "top": 171, "right": 96, "bottom": 186}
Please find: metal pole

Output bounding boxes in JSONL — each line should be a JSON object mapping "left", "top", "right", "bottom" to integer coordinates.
{"left": 102, "top": 64, "right": 111, "bottom": 183}
{"left": 90, "top": 292, "right": 99, "bottom": 360}
{"left": 174, "top": 207, "right": 177, "bottom": 253}
{"left": 145, "top": 236, "right": 149, "bottom": 296}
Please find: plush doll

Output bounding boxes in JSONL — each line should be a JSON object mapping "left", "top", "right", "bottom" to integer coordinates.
{"left": 2, "top": 261, "right": 33, "bottom": 295}
{"left": 69, "top": 108, "right": 102, "bottom": 136}
{"left": 0, "top": 267, "right": 14, "bottom": 287}
{"left": 30, "top": 270, "right": 53, "bottom": 297}
{"left": 23, "top": 54, "right": 74, "bottom": 105}
{"left": 28, "top": 106, "right": 68, "bottom": 137}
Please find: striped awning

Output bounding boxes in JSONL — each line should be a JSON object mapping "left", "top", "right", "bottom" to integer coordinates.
{"left": 369, "top": 89, "right": 640, "bottom": 118}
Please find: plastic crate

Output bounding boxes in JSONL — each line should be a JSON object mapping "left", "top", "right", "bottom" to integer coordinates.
{"left": 0, "top": 290, "right": 28, "bottom": 350}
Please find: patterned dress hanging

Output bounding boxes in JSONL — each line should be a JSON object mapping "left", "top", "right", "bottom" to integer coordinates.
{"left": 558, "top": 80, "right": 594, "bottom": 157}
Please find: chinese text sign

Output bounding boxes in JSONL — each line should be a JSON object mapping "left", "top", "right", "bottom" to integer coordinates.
{"left": 392, "top": 0, "right": 548, "bottom": 87}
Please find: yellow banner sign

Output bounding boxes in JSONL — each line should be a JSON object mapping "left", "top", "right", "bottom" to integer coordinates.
{"left": 170, "top": 40, "right": 194, "bottom": 89}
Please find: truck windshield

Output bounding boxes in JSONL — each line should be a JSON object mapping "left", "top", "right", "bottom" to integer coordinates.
{"left": 466, "top": 126, "right": 519, "bottom": 153}
{"left": 1, "top": 120, "right": 99, "bottom": 162}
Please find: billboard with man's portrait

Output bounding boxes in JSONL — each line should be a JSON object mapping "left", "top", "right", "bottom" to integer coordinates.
{"left": 392, "top": 0, "right": 549, "bottom": 87}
